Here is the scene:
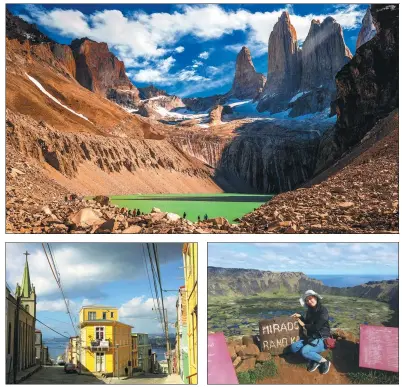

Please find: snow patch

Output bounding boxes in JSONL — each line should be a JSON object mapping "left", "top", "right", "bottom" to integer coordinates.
{"left": 198, "top": 124, "right": 210, "bottom": 128}
{"left": 289, "top": 91, "right": 310, "bottom": 103}
{"left": 25, "top": 73, "right": 92, "bottom": 123}
{"left": 154, "top": 105, "right": 208, "bottom": 120}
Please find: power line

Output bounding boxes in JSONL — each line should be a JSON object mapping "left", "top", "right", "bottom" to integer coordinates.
{"left": 142, "top": 244, "right": 160, "bottom": 325}
{"left": 7, "top": 296, "right": 70, "bottom": 339}
{"left": 42, "top": 243, "right": 77, "bottom": 336}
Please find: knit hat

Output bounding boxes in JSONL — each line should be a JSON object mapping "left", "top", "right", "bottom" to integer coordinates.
{"left": 299, "top": 290, "right": 323, "bottom": 307}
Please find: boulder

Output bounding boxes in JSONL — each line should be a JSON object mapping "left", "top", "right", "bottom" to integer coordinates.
{"left": 236, "top": 357, "right": 256, "bottom": 372}
{"left": 152, "top": 207, "right": 162, "bottom": 213}
{"left": 165, "top": 212, "right": 181, "bottom": 222}
{"left": 68, "top": 208, "right": 103, "bottom": 228}
{"left": 238, "top": 344, "right": 260, "bottom": 359}
{"left": 227, "top": 344, "right": 237, "bottom": 361}
{"left": 93, "top": 195, "right": 110, "bottom": 206}
{"left": 242, "top": 336, "right": 254, "bottom": 346}
{"left": 95, "top": 218, "right": 118, "bottom": 233}
{"left": 256, "top": 352, "right": 272, "bottom": 363}
{"left": 122, "top": 225, "right": 142, "bottom": 234}
{"left": 233, "top": 356, "right": 242, "bottom": 368}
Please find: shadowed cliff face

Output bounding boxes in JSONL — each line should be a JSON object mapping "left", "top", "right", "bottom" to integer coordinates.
{"left": 207, "top": 267, "right": 399, "bottom": 308}
{"left": 70, "top": 38, "right": 140, "bottom": 105}
{"left": 316, "top": 4, "right": 399, "bottom": 173}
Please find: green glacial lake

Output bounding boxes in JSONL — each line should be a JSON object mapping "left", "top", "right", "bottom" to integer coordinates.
{"left": 109, "top": 193, "right": 273, "bottom": 223}
{"left": 208, "top": 294, "right": 395, "bottom": 338}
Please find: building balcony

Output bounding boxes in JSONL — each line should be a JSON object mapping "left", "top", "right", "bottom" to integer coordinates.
{"left": 90, "top": 339, "right": 110, "bottom": 350}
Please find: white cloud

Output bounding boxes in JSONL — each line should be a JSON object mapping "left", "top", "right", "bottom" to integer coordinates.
{"left": 24, "top": 4, "right": 365, "bottom": 65}
{"left": 199, "top": 51, "right": 210, "bottom": 60}
{"left": 119, "top": 295, "right": 177, "bottom": 333}
{"left": 175, "top": 46, "right": 185, "bottom": 53}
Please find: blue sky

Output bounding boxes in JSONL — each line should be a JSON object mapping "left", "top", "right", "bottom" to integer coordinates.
{"left": 7, "top": 4, "right": 369, "bottom": 97}
{"left": 6, "top": 243, "right": 185, "bottom": 338}
{"left": 208, "top": 243, "right": 399, "bottom": 276}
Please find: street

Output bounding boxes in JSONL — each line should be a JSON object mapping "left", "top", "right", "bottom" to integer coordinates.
{"left": 22, "top": 366, "right": 105, "bottom": 384}
{"left": 22, "top": 366, "right": 183, "bottom": 384}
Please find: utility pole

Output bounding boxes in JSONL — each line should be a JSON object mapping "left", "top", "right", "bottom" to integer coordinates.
{"left": 13, "top": 296, "right": 21, "bottom": 384}
{"left": 165, "top": 308, "right": 171, "bottom": 375}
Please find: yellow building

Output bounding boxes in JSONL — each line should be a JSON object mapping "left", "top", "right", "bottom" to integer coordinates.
{"left": 182, "top": 243, "right": 197, "bottom": 384}
{"left": 79, "top": 306, "right": 132, "bottom": 376}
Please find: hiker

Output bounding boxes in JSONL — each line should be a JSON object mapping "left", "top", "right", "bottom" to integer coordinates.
{"left": 198, "top": 215, "right": 201, "bottom": 223}
{"left": 204, "top": 213, "right": 208, "bottom": 221}
{"left": 136, "top": 209, "right": 141, "bottom": 216}
{"left": 289, "top": 290, "right": 331, "bottom": 374}
{"left": 183, "top": 211, "right": 187, "bottom": 219}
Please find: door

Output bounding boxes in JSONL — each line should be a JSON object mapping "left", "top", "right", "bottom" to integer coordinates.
{"left": 96, "top": 352, "right": 105, "bottom": 372}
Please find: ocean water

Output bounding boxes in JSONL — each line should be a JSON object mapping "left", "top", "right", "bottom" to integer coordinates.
{"left": 308, "top": 274, "right": 398, "bottom": 288}
{"left": 43, "top": 339, "right": 69, "bottom": 361}
{"left": 43, "top": 338, "right": 166, "bottom": 362}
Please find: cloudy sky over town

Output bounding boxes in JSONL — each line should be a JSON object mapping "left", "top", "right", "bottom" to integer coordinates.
{"left": 7, "top": 3, "right": 369, "bottom": 96}
{"left": 6, "top": 243, "right": 185, "bottom": 338}
{"left": 208, "top": 243, "right": 399, "bottom": 276}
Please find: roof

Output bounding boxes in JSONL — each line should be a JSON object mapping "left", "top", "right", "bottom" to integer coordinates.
{"left": 80, "top": 305, "right": 118, "bottom": 310}
{"left": 19, "top": 256, "right": 33, "bottom": 298}
{"left": 81, "top": 320, "right": 133, "bottom": 328}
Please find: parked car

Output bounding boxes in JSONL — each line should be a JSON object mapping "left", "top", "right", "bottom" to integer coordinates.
{"left": 64, "top": 363, "right": 78, "bottom": 373}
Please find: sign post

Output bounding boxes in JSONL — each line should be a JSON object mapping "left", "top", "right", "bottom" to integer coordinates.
{"left": 359, "top": 325, "right": 398, "bottom": 372}
{"left": 259, "top": 316, "right": 301, "bottom": 355}
{"left": 208, "top": 332, "right": 238, "bottom": 384}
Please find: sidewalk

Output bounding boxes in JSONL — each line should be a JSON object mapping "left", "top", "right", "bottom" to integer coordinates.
{"left": 13, "top": 364, "right": 41, "bottom": 383}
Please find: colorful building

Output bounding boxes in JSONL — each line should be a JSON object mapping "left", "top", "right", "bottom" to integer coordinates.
{"left": 131, "top": 334, "right": 138, "bottom": 369}
{"left": 176, "top": 286, "right": 189, "bottom": 383}
{"left": 135, "top": 333, "right": 152, "bottom": 372}
{"left": 67, "top": 336, "right": 79, "bottom": 365}
{"left": 79, "top": 306, "right": 132, "bottom": 376}
{"left": 6, "top": 254, "right": 37, "bottom": 383}
{"left": 182, "top": 243, "right": 197, "bottom": 384}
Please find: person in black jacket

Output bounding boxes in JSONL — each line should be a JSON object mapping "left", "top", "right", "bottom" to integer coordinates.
{"left": 289, "top": 290, "right": 331, "bottom": 374}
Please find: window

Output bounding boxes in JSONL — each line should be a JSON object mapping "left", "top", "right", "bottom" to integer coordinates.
{"left": 111, "top": 312, "right": 114, "bottom": 318}
{"left": 88, "top": 312, "right": 96, "bottom": 321}
{"left": 102, "top": 312, "right": 106, "bottom": 320}
{"left": 95, "top": 327, "right": 104, "bottom": 340}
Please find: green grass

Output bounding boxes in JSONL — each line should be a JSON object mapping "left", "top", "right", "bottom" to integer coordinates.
{"left": 105, "top": 193, "right": 273, "bottom": 223}
{"left": 237, "top": 361, "right": 278, "bottom": 384}
{"left": 208, "top": 293, "right": 394, "bottom": 338}
{"left": 348, "top": 370, "right": 399, "bottom": 384}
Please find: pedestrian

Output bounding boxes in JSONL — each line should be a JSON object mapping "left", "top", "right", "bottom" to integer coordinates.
{"left": 289, "top": 290, "right": 331, "bottom": 374}
{"left": 125, "top": 366, "right": 128, "bottom": 376}
{"left": 198, "top": 215, "right": 201, "bottom": 223}
{"left": 137, "top": 209, "right": 141, "bottom": 216}
{"left": 183, "top": 211, "right": 187, "bottom": 219}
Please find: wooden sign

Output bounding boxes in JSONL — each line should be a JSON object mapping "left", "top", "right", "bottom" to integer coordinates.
{"left": 259, "top": 316, "right": 300, "bottom": 355}
{"left": 359, "top": 325, "right": 398, "bottom": 372}
{"left": 208, "top": 332, "right": 238, "bottom": 384}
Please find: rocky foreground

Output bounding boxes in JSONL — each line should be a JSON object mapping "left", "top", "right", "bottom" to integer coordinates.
{"left": 6, "top": 110, "right": 398, "bottom": 234}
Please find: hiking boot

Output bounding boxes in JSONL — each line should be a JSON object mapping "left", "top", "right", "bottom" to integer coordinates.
{"left": 307, "top": 361, "right": 320, "bottom": 372}
{"left": 319, "top": 360, "right": 331, "bottom": 374}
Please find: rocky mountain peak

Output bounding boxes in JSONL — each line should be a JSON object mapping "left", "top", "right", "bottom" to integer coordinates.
{"left": 231, "top": 46, "right": 266, "bottom": 100}
{"left": 300, "top": 15, "right": 352, "bottom": 91}
{"left": 356, "top": 7, "right": 376, "bottom": 50}
{"left": 257, "top": 11, "right": 301, "bottom": 112}
{"left": 6, "top": 8, "right": 53, "bottom": 44}
{"left": 70, "top": 37, "right": 140, "bottom": 104}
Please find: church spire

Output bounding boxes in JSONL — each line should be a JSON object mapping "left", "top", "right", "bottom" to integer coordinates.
{"left": 19, "top": 251, "right": 32, "bottom": 298}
